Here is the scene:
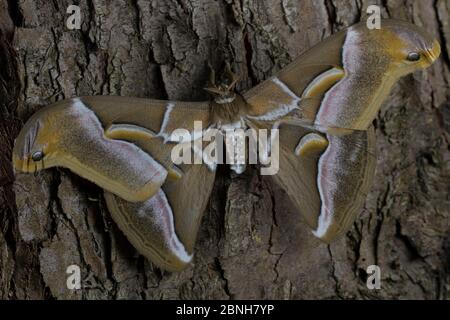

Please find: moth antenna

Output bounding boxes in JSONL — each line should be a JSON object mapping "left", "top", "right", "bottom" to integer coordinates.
{"left": 221, "top": 62, "right": 240, "bottom": 91}
{"left": 203, "top": 87, "right": 224, "bottom": 95}
{"left": 207, "top": 62, "right": 216, "bottom": 87}
{"left": 228, "top": 72, "right": 240, "bottom": 91}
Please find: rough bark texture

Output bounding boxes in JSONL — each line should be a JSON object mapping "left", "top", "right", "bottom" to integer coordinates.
{"left": 0, "top": 0, "right": 449, "bottom": 300}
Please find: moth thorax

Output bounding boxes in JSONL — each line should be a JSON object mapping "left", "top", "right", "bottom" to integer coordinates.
{"left": 214, "top": 92, "right": 236, "bottom": 104}
{"left": 218, "top": 119, "right": 246, "bottom": 131}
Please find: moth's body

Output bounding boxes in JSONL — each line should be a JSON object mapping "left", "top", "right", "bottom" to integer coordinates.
{"left": 210, "top": 94, "right": 249, "bottom": 126}
{"left": 13, "top": 20, "right": 440, "bottom": 271}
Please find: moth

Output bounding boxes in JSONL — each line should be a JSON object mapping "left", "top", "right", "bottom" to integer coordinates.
{"left": 13, "top": 20, "right": 440, "bottom": 271}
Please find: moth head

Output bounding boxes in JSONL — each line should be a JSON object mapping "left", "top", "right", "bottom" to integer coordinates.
{"left": 204, "top": 63, "right": 240, "bottom": 104}
{"left": 364, "top": 20, "right": 440, "bottom": 75}
{"left": 13, "top": 106, "right": 61, "bottom": 173}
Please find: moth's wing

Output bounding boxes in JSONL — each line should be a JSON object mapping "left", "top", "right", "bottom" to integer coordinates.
{"left": 162, "top": 163, "right": 216, "bottom": 254}
{"left": 243, "top": 29, "right": 347, "bottom": 120}
{"left": 74, "top": 95, "right": 212, "bottom": 195}
{"left": 255, "top": 120, "right": 376, "bottom": 242}
{"left": 104, "top": 189, "right": 192, "bottom": 272}
{"left": 18, "top": 98, "right": 172, "bottom": 203}
{"left": 269, "top": 123, "right": 322, "bottom": 228}
{"left": 80, "top": 96, "right": 212, "bottom": 144}
{"left": 105, "top": 166, "right": 215, "bottom": 272}
{"left": 91, "top": 98, "right": 217, "bottom": 254}
{"left": 98, "top": 112, "right": 216, "bottom": 271}
{"left": 104, "top": 159, "right": 216, "bottom": 272}
{"left": 312, "top": 127, "right": 376, "bottom": 241}
{"left": 24, "top": 96, "right": 212, "bottom": 203}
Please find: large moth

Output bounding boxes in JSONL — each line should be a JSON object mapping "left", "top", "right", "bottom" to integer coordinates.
{"left": 13, "top": 20, "right": 440, "bottom": 271}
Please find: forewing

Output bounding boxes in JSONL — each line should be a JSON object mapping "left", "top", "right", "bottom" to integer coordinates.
{"left": 243, "top": 29, "right": 347, "bottom": 120}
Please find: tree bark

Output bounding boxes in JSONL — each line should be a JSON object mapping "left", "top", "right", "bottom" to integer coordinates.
{"left": 0, "top": 0, "right": 449, "bottom": 299}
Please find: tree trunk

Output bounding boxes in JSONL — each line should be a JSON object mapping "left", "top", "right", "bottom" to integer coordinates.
{"left": 0, "top": 0, "right": 449, "bottom": 299}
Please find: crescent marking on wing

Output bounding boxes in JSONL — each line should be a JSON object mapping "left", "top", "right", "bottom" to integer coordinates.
{"left": 106, "top": 123, "right": 157, "bottom": 139}
{"left": 301, "top": 67, "right": 345, "bottom": 99}
{"left": 167, "top": 165, "right": 184, "bottom": 181}
{"left": 294, "top": 132, "right": 329, "bottom": 157}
